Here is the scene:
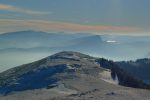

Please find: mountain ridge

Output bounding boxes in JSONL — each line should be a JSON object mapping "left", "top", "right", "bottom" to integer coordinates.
{"left": 0, "top": 51, "right": 149, "bottom": 95}
{"left": 0, "top": 51, "right": 150, "bottom": 100}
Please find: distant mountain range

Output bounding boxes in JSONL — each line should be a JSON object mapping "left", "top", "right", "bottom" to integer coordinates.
{"left": 0, "top": 30, "right": 91, "bottom": 49}
{"left": 0, "top": 51, "right": 149, "bottom": 100}
{"left": 0, "top": 30, "right": 150, "bottom": 72}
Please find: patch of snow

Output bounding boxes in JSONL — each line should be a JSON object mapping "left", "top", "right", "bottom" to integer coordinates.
{"left": 66, "top": 64, "right": 75, "bottom": 69}
{"left": 49, "top": 82, "right": 77, "bottom": 95}
{"left": 99, "top": 71, "right": 119, "bottom": 85}
{"left": 63, "top": 54, "right": 80, "bottom": 59}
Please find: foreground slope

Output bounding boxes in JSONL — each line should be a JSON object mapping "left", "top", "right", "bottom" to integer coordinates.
{"left": 0, "top": 51, "right": 150, "bottom": 100}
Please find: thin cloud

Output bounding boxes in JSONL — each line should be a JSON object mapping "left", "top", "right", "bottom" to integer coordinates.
{"left": 0, "top": 4, "right": 50, "bottom": 15}
{"left": 0, "top": 19, "right": 146, "bottom": 35}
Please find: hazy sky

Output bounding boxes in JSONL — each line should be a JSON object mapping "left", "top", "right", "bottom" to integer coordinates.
{"left": 0, "top": 0, "right": 150, "bottom": 35}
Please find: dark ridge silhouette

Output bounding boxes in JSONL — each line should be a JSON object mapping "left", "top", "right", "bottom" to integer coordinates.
{"left": 96, "top": 58, "right": 150, "bottom": 89}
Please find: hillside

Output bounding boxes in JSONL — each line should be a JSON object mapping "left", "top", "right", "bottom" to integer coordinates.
{"left": 0, "top": 51, "right": 150, "bottom": 100}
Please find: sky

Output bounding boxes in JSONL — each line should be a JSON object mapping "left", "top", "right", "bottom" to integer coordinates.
{"left": 0, "top": 0, "right": 150, "bottom": 35}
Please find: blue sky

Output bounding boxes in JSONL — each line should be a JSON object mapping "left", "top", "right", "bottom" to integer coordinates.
{"left": 0, "top": 0, "right": 150, "bottom": 34}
